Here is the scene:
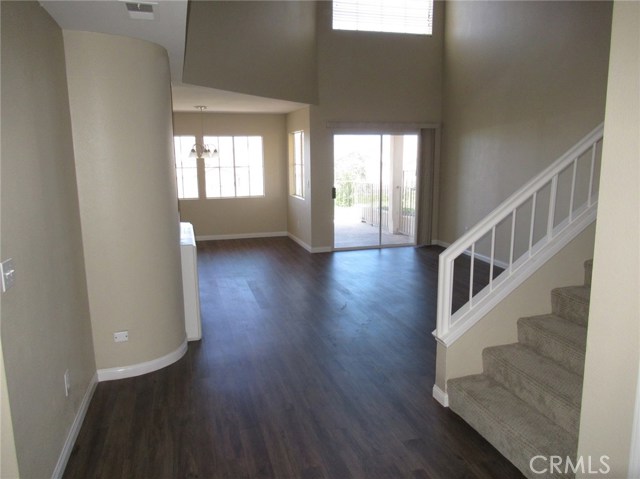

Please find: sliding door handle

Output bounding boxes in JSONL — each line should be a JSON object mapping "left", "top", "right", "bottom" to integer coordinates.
{"left": 332, "top": 187, "right": 337, "bottom": 200}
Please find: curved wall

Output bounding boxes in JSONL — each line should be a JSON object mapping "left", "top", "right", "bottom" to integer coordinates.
{"left": 64, "top": 31, "right": 186, "bottom": 371}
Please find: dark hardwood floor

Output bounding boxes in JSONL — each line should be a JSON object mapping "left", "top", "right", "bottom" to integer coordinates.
{"left": 63, "top": 238, "right": 524, "bottom": 479}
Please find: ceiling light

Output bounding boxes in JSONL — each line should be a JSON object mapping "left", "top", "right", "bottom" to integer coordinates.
{"left": 189, "top": 106, "right": 218, "bottom": 159}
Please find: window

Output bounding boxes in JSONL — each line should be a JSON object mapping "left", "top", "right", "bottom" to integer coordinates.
{"left": 290, "top": 131, "right": 305, "bottom": 198}
{"left": 204, "top": 136, "right": 264, "bottom": 198}
{"left": 174, "top": 136, "right": 198, "bottom": 199}
{"left": 333, "top": 0, "right": 433, "bottom": 36}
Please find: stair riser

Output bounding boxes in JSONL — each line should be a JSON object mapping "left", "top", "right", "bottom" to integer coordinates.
{"left": 551, "top": 294, "right": 589, "bottom": 326}
{"left": 483, "top": 352, "right": 580, "bottom": 436}
{"left": 517, "top": 325, "right": 585, "bottom": 376}
{"left": 448, "top": 379, "right": 577, "bottom": 479}
{"left": 446, "top": 261, "right": 592, "bottom": 478}
{"left": 448, "top": 396, "right": 550, "bottom": 479}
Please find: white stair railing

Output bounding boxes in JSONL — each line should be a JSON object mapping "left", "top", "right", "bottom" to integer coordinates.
{"left": 434, "top": 124, "right": 604, "bottom": 347}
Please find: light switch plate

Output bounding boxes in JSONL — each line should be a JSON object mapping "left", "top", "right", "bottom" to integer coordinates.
{"left": 0, "top": 258, "right": 15, "bottom": 292}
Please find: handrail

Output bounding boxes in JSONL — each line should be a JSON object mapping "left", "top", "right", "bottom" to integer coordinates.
{"left": 434, "top": 123, "right": 604, "bottom": 346}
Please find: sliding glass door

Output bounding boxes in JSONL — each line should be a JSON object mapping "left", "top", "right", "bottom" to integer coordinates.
{"left": 334, "top": 134, "right": 418, "bottom": 249}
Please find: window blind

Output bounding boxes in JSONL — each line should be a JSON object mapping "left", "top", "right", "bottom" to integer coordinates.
{"left": 333, "top": 0, "right": 433, "bottom": 35}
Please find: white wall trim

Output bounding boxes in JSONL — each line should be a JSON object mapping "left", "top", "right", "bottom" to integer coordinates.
{"left": 201, "top": 232, "right": 332, "bottom": 254}
{"left": 196, "top": 231, "right": 287, "bottom": 241}
{"left": 287, "top": 232, "right": 312, "bottom": 252}
{"left": 51, "top": 372, "right": 98, "bottom": 479}
{"left": 97, "top": 339, "right": 188, "bottom": 382}
{"left": 287, "top": 233, "right": 333, "bottom": 254}
{"left": 432, "top": 384, "right": 449, "bottom": 407}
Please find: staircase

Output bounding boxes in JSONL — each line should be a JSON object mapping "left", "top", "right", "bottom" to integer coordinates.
{"left": 448, "top": 259, "right": 593, "bottom": 479}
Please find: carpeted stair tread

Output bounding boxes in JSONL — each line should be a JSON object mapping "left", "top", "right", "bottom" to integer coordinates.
{"left": 446, "top": 260, "right": 592, "bottom": 477}
{"left": 518, "top": 314, "right": 587, "bottom": 375}
{"left": 448, "top": 374, "right": 577, "bottom": 479}
{"left": 483, "top": 343, "right": 582, "bottom": 435}
{"left": 551, "top": 286, "right": 590, "bottom": 326}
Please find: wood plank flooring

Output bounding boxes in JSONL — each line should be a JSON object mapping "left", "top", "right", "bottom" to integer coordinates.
{"left": 63, "top": 238, "right": 524, "bottom": 479}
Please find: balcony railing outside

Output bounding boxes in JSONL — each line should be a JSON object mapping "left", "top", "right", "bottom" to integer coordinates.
{"left": 336, "top": 174, "right": 416, "bottom": 239}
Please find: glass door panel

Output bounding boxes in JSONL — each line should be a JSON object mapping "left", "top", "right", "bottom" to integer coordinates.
{"left": 334, "top": 135, "right": 381, "bottom": 248}
{"left": 334, "top": 134, "right": 418, "bottom": 249}
{"left": 381, "top": 135, "right": 418, "bottom": 246}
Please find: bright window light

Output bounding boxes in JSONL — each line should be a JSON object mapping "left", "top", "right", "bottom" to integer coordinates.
{"left": 290, "top": 131, "right": 305, "bottom": 198}
{"left": 333, "top": 0, "right": 433, "bottom": 36}
{"left": 174, "top": 136, "right": 198, "bottom": 199}
{"left": 203, "top": 136, "right": 264, "bottom": 198}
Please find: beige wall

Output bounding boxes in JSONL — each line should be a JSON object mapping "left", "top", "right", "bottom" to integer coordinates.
{"left": 0, "top": 6, "right": 19, "bottom": 469}
{"left": 64, "top": 31, "right": 186, "bottom": 370}
{"left": 309, "top": 0, "right": 444, "bottom": 249}
{"left": 438, "top": 1, "right": 612, "bottom": 245}
{"left": 286, "top": 107, "right": 312, "bottom": 248}
{"left": 0, "top": 1, "right": 19, "bottom": 479}
{"left": 183, "top": 0, "right": 317, "bottom": 104}
{"left": 435, "top": 223, "right": 596, "bottom": 392}
{"left": 0, "top": 3, "right": 96, "bottom": 477}
{"left": 173, "top": 112, "right": 288, "bottom": 238}
{"left": 577, "top": 2, "right": 639, "bottom": 476}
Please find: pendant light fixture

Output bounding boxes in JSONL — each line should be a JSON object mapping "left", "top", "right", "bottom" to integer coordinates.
{"left": 189, "top": 106, "right": 218, "bottom": 159}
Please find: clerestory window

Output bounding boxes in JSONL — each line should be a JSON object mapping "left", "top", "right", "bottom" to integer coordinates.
{"left": 333, "top": 0, "right": 434, "bottom": 36}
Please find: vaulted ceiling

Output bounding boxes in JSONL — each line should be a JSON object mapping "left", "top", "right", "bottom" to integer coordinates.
{"left": 39, "top": 0, "right": 308, "bottom": 113}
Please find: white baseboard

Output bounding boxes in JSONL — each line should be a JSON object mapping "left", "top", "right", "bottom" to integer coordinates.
{"left": 194, "top": 231, "right": 332, "bottom": 253}
{"left": 432, "top": 384, "right": 449, "bottom": 407}
{"left": 196, "top": 231, "right": 287, "bottom": 241}
{"left": 287, "top": 233, "right": 332, "bottom": 254}
{"left": 287, "top": 233, "right": 312, "bottom": 252}
{"left": 52, "top": 372, "right": 98, "bottom": 479}
{"left": 97, "top": 339, "right": 188, "bottom": 382}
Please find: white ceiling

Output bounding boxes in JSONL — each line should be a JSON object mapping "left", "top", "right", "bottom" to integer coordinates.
{"left": 40, "top": 0, "right": 188, "bottom": 82}
{"left": 40, "top": 0, "right": 307, "bottom": 114}
{"left": 171, "top": 82, "right": 308, "bottom": 114}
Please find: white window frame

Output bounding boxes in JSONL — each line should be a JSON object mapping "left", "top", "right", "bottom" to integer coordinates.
{"left": 290, "top": 131, "right": 305, "bottom": 199}
{"left": 203, "top": 135, "right": 265, "bottom": 199}
{"left": 173, "top": 135, "right": 199, "bottom": 200}
{"left": 332, "top": 0, "right": 434, "bottom": 36}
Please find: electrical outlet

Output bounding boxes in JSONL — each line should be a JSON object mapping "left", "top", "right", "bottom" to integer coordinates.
{"left": 113, "top": 330, "right": 129, "bottom": 343}
{"left": 64, "top": 370, "right": 70, "bottom": 397}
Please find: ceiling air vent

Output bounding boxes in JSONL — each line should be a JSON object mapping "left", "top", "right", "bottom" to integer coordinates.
{"left": 125, "top": 2, "right": 155, "bottom": 20}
